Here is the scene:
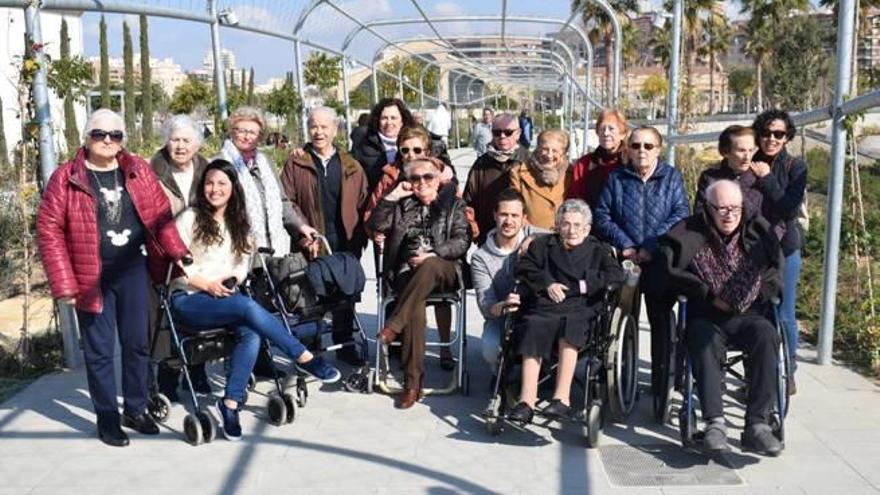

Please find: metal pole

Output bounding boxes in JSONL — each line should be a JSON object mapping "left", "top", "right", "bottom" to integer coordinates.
{"left": 371, "top": 60, "right": 379, "bottom": 105}
{"left": 208, "top": 0, "right": 228, "bottom": 121}
{"left": 818, "top": 0, "right": 857, "bottom": 365}
{"left": 341, "top": 57, "right": 351, "bottom": 150}
{"left": 397, "top": 63, "right": 404, "bottom": 101}
{"left": 561, "top": 85, "right": 567, "bottom": 134}
{"left": 419, "top": 64, "right": 426, "bottom": 111}
{"left": 293, "top": 39, "right": 307, "bottom": 144}
{"left": 666, "top": 0, "right": 683, "bottom": 167}
{"left": 583, "top": 62, "right": 591, "bottom": 155}
{"left": 25, "top": 1, "right": 80, "bottom": 369}
{"left": 452, "top": 73, "right": 463, "bottom": 149}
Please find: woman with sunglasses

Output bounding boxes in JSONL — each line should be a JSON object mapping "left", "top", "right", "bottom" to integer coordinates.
{"left": 170, "top": 159, "right": 340, "bottom": 441}
{"left": 566, "top": 109, "right": 628, "bottom": 209}
{"left": 594, "top": 126, "right": 690, "bottom": 415}
{"left": 37, "top": 109, "right": 189, "bottom": 447}
{"left": 750, "top": 109, "right": 807, "bottom": 393}
{"left": 364, "top": 126, "right": 458, "bottom": 371}
{"left": 369, "top": 157, "right": 472, "bottom": 409}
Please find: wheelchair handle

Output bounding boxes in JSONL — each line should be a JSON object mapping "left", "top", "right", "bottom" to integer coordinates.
{"left": 257, "top": 247, "right": 275, "bottom": 255}
{"left": 677, "top": 295, "right": 688, "bottom": 303}
{"left": 770, "top": 296, "right": 781, "bottom": 306}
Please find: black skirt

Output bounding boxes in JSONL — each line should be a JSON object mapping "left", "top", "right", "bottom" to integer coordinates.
{"left": 515, "top": 297, "right": 598, "bottom": 359}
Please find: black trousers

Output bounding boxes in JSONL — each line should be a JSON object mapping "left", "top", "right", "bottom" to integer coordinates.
{"left": 687, "top": 313, "right": 779, "bottom": 426}
{"left": 77, "top": 262, "right": 150, "bottom": 426}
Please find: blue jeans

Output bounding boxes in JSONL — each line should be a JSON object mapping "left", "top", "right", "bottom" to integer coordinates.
{"left": 781, "top": 250, "right": 801, "bottom": 369}
{"left": 170, "top": 291, "right": 307, "bottom": 403}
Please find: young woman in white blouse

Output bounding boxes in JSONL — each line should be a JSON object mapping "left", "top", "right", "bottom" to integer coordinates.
{"left": 170, "top": 159, "right": 340, "bottom": 440}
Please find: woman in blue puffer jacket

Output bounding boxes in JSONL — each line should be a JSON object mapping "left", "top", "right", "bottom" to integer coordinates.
{"left": 594, "top": 125, "right": 690, "bottom": 420}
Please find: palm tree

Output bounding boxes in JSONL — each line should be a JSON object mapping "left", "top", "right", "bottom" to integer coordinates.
{"left": 651, "top": 19, "right": 673, "bottom": 72}
{"left": 740, "top": 0, "right": 810, "bottom": 111}
{"left": 819, "top": 0, "right": 880, "bottom": 93}
{"left": 700, "top": 11, "right": 732, "bottom": 114}
{"left": 665, "top": 0, "right": 723, "bottom": 119}
{"left": 571, "top": 0, "right": 640, "bottom": 103}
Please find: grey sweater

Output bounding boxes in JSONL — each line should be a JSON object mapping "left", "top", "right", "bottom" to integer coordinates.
{"left": 470, "top": 224, "right": 549, "bottom": 319}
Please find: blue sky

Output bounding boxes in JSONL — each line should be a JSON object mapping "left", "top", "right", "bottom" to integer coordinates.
{"left": 78, "top": 0, "right": 821, "bottom": 85}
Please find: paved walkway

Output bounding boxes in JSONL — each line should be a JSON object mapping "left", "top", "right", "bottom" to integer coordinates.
{"left": 2, "top": 148, "right": 879, "bottom": 494}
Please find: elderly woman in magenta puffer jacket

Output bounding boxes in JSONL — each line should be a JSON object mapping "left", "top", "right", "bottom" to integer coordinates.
{"left": 593, "top": 125, "right": 690, "bottom": 418}
{"left": 37, "top": 109, "right": 188, "bottom": 447}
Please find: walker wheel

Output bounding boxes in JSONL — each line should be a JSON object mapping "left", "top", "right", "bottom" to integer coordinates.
{"left": 147, "top": 393, "right": 172, "bottom": 423}
{"left": 296, "top": 382, "right": 308, "bottom": 408}
{"left": 197, "top": 410, "right": 215, "bottom": 443}
{"left": 183, "top": 413, "right": 203, "bottom": 446}
{"left": 585, "top": 404, "right": 602, "bottom": 448}
{"left": 281, "top": 393, "right": 296, "bottom": 424}
{"left": 344, "top": 371, "right": 370, "bottom": 393}
{"left": 267, "top": 394, "right": 287, "bottom": 426}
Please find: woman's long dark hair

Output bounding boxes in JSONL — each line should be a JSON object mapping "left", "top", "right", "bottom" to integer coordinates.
{"left": 367, "top": 98, "right": 414, "bottom": 135}
{"left": 193, "top": 159, "right": 251, "bottom": 257}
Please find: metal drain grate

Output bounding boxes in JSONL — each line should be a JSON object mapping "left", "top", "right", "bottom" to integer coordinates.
{"left": 599, "top": 444, "right": 743, "bottom": 487}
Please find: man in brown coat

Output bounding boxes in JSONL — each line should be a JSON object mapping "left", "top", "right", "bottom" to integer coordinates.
{"left": 463, "top": 113, "right": 529, "bottom": 246}
{"left": 281, "top": 106, "right": 369, "bottom": 365}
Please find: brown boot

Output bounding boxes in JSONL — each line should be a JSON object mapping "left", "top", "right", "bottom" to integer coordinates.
{"left": 395, "top": 377, "right": 423, "bottom": 409}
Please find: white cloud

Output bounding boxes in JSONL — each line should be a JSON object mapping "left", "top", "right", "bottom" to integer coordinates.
{"left": 434, "top": 2, "right": 465, "bottom": 17}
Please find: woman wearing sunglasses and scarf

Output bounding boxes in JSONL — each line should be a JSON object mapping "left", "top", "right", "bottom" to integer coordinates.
{"left": 37, "top": 109, "right": 189, "bottom": 447}
{"left": 364, "top": 126, "right": 459, "bottom": 371}
{"left": 594, "top": 126, "right": 690, "bottom": 417}
{"left": 750, "top": 110, "right": 807, "bottom": 394}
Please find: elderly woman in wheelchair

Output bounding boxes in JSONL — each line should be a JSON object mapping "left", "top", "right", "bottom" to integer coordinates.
{"left": 507, "top": 199, "right": 624, "bottom": 424}
{"left": 650, "top": 179, "right": 786, "bottom": 456}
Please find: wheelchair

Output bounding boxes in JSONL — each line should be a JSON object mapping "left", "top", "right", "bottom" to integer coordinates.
{"left": 654, "top": 296, "right": 791, "bottom": 451}
{"left": 482, "top": 280, "right": 639, "bottom": 448}
{"left": 372, "top": 244, "right": 469, "bottom": 396}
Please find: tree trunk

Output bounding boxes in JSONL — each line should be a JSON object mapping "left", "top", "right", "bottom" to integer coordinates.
{"left": 140, "top": 15, "right": 153, "bottom": 145}
{"left": 709, "top": 51, "right": 716, "bottom": 115}
{"left": 99, "top": 15, "right": 110, "bottom": 108}
{"left": 604, "top": 30, "right": 614, "bottom": 103}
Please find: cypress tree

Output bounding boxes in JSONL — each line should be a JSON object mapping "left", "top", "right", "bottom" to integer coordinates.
{"left": 240, "top": 68, "right": 246, "bottom": 94}
{"left": 0, "top": 95, "right": 8, "bottom": 169}
{"left": 247, "top": 67, "right": 255, "bottom": 105}
{"left": 122, "top": 21, "right": 137, "bottom": 148}
{"left": 99, "top": 15, "right": 110, "bottom": 108}
{"left": 60, "top": 19, "right": 79, "bottom": 154}
{"left": 139, "top": 15, "right": 152, "bottom": 144}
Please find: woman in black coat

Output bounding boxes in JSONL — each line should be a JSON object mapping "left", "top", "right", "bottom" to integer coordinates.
{"left": 508, "top": 199, "right": 623, "bottom": 424}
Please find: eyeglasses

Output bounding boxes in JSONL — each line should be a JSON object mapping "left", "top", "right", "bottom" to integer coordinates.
{"left": 558, "top": 222, "right": 588, "bottom": 231}
{"left": 88, "top": 129, "right": 124, "bottom": 142}
{"left": 492, "top": 129, "right": 517, "bottom": 137}
{"left": 760, "top": 130, "right": 788, "bottom": 140}
{"left": 400, "top": 146, "right": 424, "bottom": 155}
{"left": 708, "top": 203, "right": 743, "bottom": 216}
{"left": 629, "top": 142, "right": 656, "bottom": 151}
{"left": 407, "top": 173, "right": 437, "bottom": 184}
{"left": 233, "top": 127, "right": 260, "bottom": 137}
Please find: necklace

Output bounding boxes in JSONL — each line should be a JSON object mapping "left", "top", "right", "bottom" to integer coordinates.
{"left": 90, "top": 168, "right": 123, "bottom": 225}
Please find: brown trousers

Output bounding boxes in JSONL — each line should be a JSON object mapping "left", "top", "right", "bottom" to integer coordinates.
{"left": 387, "top": 257, "right": 458, "bottom": 387}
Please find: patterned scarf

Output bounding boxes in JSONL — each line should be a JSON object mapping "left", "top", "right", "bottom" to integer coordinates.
{"left": 526, "top": 155, "right": 569, "bottom": 187}
{"left": 691, "top": 229, "right": 762, "bottom": 313}
{"left": 219, "top": 139, "right": 289, "bottom": 256}
{"left": 486, "top": 143, "right": 527, "bottom": 163}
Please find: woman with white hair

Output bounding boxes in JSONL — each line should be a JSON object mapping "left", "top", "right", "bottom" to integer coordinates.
{"left": 149, "top": 114, "right": 211, "bottom": 401}
{"left": 507, "top": 199, "right": 623, "bottom": 424}
{"left": 37, "top": 108, "right": 189, "bottom": 447}
{"left": 150, "top": 114, "right": 208, "bottom": 216}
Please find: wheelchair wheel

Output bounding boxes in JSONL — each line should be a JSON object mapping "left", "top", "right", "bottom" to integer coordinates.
{"left": 197, "top": 410, "right": 216, "bottom": 443}
{"left": 267, "top": 394, "right": 287, "bottom": 426}
{"left": 652, "top": 310, "right": 677, "bottom": 425}
{"left": 296, "top": 381, "right": 308, "bottom": 408}
{"left": 183, "top": 413, "right": 203, "bottom": 446}
{"left": 343, "top": 369, "right": 370, "bottom": 393}
{"left": 281, "top": 393, "right": 296, "bottom": 424}
{"left": 147, "top": 393, "right": 172, "bottom": 424}
{"left": 584, "top": 403, "right": 602, "bottom": 448}
{"left": 485, "top": 416, "right": 503, "bottom": 436}
{"left": 778, "top": 324, "right": 791, "bottom": 418}
{"left": 607, "top": 310, "right": 639, "bottom": 421}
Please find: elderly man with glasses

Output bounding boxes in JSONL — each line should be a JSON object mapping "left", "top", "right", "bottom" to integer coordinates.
{"left": 463, "top": 113, "right": 530, "bottom": 246}
{"left": 652, "top": 179, "right": 785, "bottom": 456}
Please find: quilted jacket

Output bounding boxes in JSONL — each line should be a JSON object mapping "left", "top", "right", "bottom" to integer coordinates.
{"left": 594, "top": 161, "right": 690, "bottom": 254}
{"left": 37, "top": 147, "right": 188, "bottom": 313}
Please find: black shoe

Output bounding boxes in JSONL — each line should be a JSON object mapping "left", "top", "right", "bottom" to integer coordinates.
{"left": 742, "top": 423, "right": 783, "bottom": 457}
{"left": 542, "top": 399, "right": 572, "bottom": 421}
{"left": 335, "top": 346, "right": 365, "bottom": 367}
{"left": 507, "top": 402, "right": 534, "bottom": 424}
{"left": 122, "top": 412, "right": 160, "bottom": 435}
{"left": 98, "top": 423, "right": 130, "bottom": 447}
{"left": 439, "top": 351, "right": 456, "bottom": 372}
{"left": 702, "top": 421, "right": 730, "bottom": 452}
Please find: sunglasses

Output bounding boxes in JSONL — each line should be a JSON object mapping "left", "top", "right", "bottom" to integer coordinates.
{"left": 708, "top": 203, "right": 743, "bottom": 216}
{"left": 760, "top": 130, "right": 788, "bottom": 140}
{"left": 492, "top": 129, "right": 517, "bottom": 137}
{"left": 629, "top": 142, "right": 656, "bottom": 151}
{"left": 89, "top": 129, "right": 124, "bottom": 142}
{"left": 400, "top": 146, "right": 424, "bottom": 155}
{"left": 407, "top": 173, "right": 437, "bottom": 184}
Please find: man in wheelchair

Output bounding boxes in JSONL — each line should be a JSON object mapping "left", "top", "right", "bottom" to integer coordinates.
{"left": 652, "top": 180, "right": 784, "bottom": 456}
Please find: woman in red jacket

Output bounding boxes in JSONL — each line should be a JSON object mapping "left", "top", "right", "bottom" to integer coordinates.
{"left": 37, "top": 109, "right": 188, "bottom": 447}
{"left": 566, "top": 109, "right": 628, "bottom": 209}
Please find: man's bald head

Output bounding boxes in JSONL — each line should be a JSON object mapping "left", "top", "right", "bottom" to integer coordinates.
{"left": 706, "top": 179, "right": 744, "bottom": 236}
